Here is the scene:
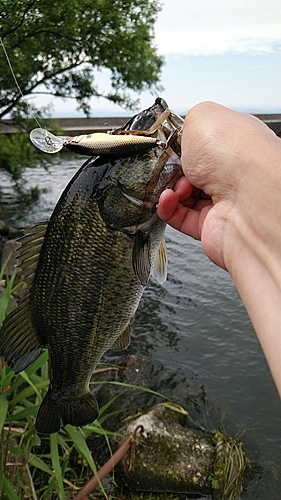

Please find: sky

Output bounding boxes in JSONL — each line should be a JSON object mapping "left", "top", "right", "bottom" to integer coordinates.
{"left": 34, "top": 0, "right": 281, "bottom": 117}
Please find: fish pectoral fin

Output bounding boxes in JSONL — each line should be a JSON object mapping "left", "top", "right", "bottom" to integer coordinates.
{"left": 110, "top": 325, "right": 131, "bottom": 351}
{"left": 0, "top": 296, "right": 43, "bottom": 373}
{"left": 152, "top": 237, "right": 168, "bottom": 284}
{"left": 132, "top": 231, "right": 151, "bottom": 286}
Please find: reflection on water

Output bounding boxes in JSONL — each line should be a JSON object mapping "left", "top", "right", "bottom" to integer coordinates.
{"left": 0, "top": 154, "right": 280, "bottom": 498}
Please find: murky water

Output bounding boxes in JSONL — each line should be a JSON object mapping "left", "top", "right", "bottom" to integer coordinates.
{"left": 0, "top": 153, "right": 280, "bottom": 498}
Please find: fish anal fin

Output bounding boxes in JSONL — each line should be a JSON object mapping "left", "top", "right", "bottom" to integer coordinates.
{"left": 0, "top": 296, "right": 43, "bottom": 373}
{"left": 152, "top": 237, "right": 168, "bottom": 284}
{"left": 110, "top": 325, "right": 131, "bottom": 351}
{"left": 132, "top": 231, "right": 151, "bottom": 286}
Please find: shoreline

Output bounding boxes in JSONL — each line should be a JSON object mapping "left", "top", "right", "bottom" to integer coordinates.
{"left": 1, "top": 113, "right": 281, "bottom": 137}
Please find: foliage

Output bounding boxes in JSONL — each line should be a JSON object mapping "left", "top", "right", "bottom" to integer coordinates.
{"left": 0, "top": 133, "right": 43, "bottom": 181}
{"left": 0, "top": 260, "right": 171, "bottom": 499}
{"left": 0, "top": 350, "right": 119, "bottom": 499}
{"left": 0, "top": 106, "right": 62, "bottom": 180}
{"left": 0, "top": 0, "right": 163, "bottom": 119}
{"left": 0, "top": 0, "right": 163, "bottom": 183}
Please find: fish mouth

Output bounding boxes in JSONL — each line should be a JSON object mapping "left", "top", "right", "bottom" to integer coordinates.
{"left": 114, "top": 97, "right": 169, "bottom": 135}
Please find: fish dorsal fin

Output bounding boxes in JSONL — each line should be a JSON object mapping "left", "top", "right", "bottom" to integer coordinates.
{"left": 152, "top": 237, "right": 168, "bottom": 284}
{"left": 0, "top": 222, "right": 48, "bottom": 372}
{"left": 110, "top": 324, "right": 131, "bottom": 351}
{"left": 18, "top": 221, "right": 48, "bottom": 289}
{"left": 132, "top": 231, "right": 151, "bottom": 286}
{"left": 0, "top": 296, "right": 43, "bottom": 373}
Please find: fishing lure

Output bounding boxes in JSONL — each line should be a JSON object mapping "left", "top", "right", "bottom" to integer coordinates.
{"left": 29, "top": 106, "right": 184, "bottom": 157}
{"left": 30, "top": 128, "right": 160, "bottom": 156}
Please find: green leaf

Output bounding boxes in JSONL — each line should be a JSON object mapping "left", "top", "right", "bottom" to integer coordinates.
{"left": 0, "top": 392, "right": 8, "bottom": 432}
{"left": 6, "top": 405, "right": 39, "bottom": 422}
{"left": 0, "top": 366, "right": 14, "bottom": 392}
{"left": 2, "top": 477, "right": 21, "bottom": 500}
{"left": 65, "top": 426, "right": 97, "bottom": 473}
{"left": 50, "top": 433, "right": 65, "bottom": 500}
{"left": 66, "top": 425, "right": 108, "bottom": 497}
{"left": 20, "top": 371, "right": 43, "bottom": 402}
{"left": 29, "top": 454, "right": 53, "bottom": 476}
{"left": 9, "top": 380, "right": 49, "bottom": 406}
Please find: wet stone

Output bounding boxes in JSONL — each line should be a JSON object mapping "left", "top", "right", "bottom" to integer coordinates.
{"left": 1, "top": 238, "right": 20, "bottom": 276}
{"left": 111, "top": 404, "right": 215, "bottom": 495}
{"left": 93, "top": 354, "right": 162, "bottom": 430}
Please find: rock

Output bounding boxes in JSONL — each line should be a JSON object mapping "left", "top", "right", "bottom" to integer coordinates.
{"left": 1, "top": 239, "right": 20, "bottom": 276}
{"left": 88, "top": 355, "right": 254, "bottom": 498}
{"left": 111, "top": 404, "right": 215, "bottom": 496}
{"left": 93, "top": 354, "right": 162, "bottom": 431}
{"left": 0, "top": 285, "right": 18, "bottom": 311}
{"left": 0, "top": 220, "right": 7, "bottom": 233}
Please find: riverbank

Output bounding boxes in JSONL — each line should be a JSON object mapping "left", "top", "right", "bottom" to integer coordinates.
{"left": 1, "top": 114, "right": 281, "bottom": 137}
{"left": 0, "top": 153, "right": 280, "bottom": 499}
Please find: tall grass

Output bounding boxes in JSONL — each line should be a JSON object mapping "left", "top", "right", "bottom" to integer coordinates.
{"left": 0, "top": 260, "right": 121, "bottom": 499}
{"left": 0, "top": 260, "right": 168, "bottom": 500}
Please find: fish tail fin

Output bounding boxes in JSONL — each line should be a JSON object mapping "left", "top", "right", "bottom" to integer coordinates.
{"left": 36, "top": 390, "right": 61, "bottom": 435}
{"left": 36, "top": 390, "right": 99, "bottom": 434}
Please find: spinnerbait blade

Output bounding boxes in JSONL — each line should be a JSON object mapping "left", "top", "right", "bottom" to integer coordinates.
{"left": 30, "top": 128, "right": 67, "bottom": 153}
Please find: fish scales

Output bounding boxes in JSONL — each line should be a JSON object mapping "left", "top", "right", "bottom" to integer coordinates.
{"left": 0, "top": 98, "right": 183, "bottom": 434}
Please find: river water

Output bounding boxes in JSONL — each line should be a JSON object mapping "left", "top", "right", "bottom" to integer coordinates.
{"left": 0, "top": 153, "right": 280, "bottom": 498}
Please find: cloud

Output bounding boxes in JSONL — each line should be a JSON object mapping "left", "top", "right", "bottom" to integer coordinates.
{"left": 155, "top": 1, "right": 281, "bottom": 55}
{"left": 155, "top": 24, "right": 281, "bottom": 55}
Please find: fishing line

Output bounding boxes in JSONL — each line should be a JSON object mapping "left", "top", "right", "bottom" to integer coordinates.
{"left": 0, "top": 37, "right": 42, "bottom": 128}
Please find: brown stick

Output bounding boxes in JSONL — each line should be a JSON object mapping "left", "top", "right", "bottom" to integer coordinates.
{"left": 72, "top": 425, "right": 144, "bottom": 500}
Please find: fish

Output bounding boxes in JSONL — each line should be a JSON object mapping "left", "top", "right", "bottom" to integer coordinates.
{"left": 0, "top": 98, "right": 183, "bottom": 434}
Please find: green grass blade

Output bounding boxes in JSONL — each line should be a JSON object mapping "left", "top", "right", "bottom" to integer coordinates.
{"left": 9, "top": 380, "right": 49, "bottom": 406}
{"left": 29, "top": 454, "right": 53, "bottom": 476}
{"left": 6, "top": 405, "right": 39, "bottom": 422}
{"left": 0, "top": 392, "right": 8, "bottom": 432}
{"left": 20, "top": 371, "right": 43, "bottom": 402}
{"left": 97, "top": 394, "right": 120, "bottom": 417}
{"left": 65, "top": 425, "right": 107, "bottom": 494}
{"left": 90, "top": 379, "right": 167, "bottom": 400}
{"left": 66, "top": 426, "right": 98, "bottom": 474}
{"left": 0, "top": 367, "right": 14, "bottom": 392}
{"left": 50, "top": 433, "right": 65, "bottom": 500}
{"left": 3, "top": 476, "right": 21, "bottom": 500}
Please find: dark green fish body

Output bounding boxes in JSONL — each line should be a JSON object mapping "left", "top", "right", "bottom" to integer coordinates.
{"left": 0, "top": 99, "right": 183, "bottom": 434}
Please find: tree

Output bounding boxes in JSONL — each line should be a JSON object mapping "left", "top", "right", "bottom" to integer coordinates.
{"left": 0, "top": 0, "right": 163, "bottom": 119}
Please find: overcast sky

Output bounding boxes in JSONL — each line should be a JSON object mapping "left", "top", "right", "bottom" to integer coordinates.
{"left": 34, "top": 0, "right": 281, "bottom": 116}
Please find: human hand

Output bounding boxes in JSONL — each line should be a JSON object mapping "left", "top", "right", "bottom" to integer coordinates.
{"left": 157, "top": 101, "right": 281, "bottom": 271}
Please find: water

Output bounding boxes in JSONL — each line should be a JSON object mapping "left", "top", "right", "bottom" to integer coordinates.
{"left": 0, "top": 154, "right": 280, "bottom": 498}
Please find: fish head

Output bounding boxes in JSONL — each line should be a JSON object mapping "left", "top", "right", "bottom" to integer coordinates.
{"left": 94, "top": 99, "right": 184, "bottom": 233}
{"left": 95, "top": 143, "right": 182, "bottom": 233}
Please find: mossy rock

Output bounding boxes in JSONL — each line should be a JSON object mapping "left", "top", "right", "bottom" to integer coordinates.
{"left": 111, "top": 404, "right": 215, "bottom": 496}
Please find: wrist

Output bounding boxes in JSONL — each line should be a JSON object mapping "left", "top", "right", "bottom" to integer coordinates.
{"left": 224, "top": 204, "right": 281, "bottom": 397}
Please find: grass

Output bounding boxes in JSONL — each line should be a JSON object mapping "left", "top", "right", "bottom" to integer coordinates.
{"left": 0, "top": 259, "right": 184, "bottom": 500}
{"left": 0, "top": 258, "right": 246, "bottom": 500}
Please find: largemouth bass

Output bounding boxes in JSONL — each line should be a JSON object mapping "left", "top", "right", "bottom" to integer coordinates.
{"left": 0, "top": 99, "right": 183, "bottom": 434}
